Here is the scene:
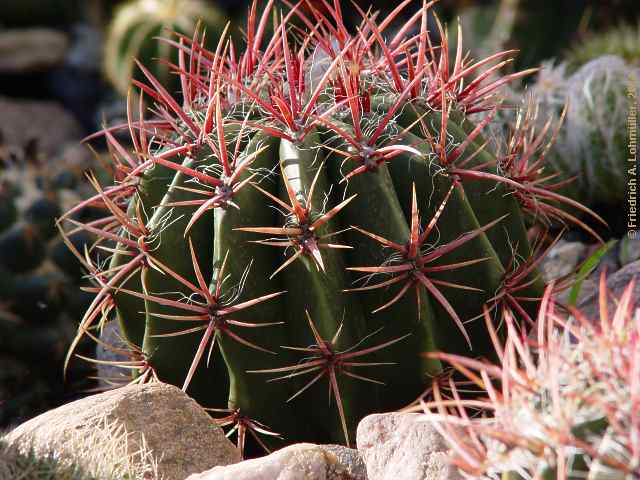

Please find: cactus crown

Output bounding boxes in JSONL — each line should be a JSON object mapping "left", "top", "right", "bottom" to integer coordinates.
{"left": 62, "top": 0, "right": 604, "bottom": 453}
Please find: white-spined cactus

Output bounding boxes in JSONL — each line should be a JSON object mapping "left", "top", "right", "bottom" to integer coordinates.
{"left": 534, "top": 56, "right": 638, "bottom": 207}
{"left": 422, "top": 275, "right": 639, "bottom": 479}
{"left": 489, "top": 56, "right": 639, "bottom": 209}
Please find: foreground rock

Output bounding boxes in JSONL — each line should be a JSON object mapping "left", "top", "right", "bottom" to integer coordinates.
{"left": 187, "top": 443, "right": 354, "bottom": 480}
{"left": 356, "top": 413, "right": 461, "bottom": 480}
{"left": 322, "top": 445, "right": 367, "bottom": 480}
{"left": 5, "top": 382, "right": 240, "bottom": 480}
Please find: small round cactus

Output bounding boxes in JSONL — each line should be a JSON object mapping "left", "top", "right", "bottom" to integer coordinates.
{"left": 0, "top": 140, "right": 103, "bottom": 427}
{"left": 104, "top": 0, "right": 226, "bottom": 95}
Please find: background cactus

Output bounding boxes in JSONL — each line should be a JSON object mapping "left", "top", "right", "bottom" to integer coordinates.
{"left": 528, "top": 56, "right": 639, "bottom": 213}
{"left": 567, "top": 21, "right": 640, "bottom": 69}
{"left": 0, "top": 140, "right": 99, "bottom": 427}
{"left": 0, "top": 141, "right": 98, "bottom": 320}
{"left": 62, "top": 0, "right": 602, "bottom": 452}
{"left": 104, "top": 0, "right": 226, "bottom": 95}
{"left": 456, "top": 0, "right": 520, "bottom": 61}
{"left": 422, "top": 276, "right": 639, "bottom": 479}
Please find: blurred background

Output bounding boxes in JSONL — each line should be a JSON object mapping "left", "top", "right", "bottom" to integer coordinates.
{"left": 0, "top": 0, "right": 638, "bottom": 431}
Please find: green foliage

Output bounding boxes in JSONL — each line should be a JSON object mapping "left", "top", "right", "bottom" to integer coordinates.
{"left": 567, "top": 239, "right": 617, "bottom": 306}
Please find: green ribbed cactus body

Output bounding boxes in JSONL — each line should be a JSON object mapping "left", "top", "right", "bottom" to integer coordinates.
{"left": 141, "top": 156, "right": 220, "bottom": 397}
{"left": 110, "top": 106, "right": 544, "bottom": 445}
{"left": 110, "top": 162, "right": 174, "bottom": 346}
{"left": 62, "top": 0, "right": 578, "bottom": 451}
{"left": 104, "top": 0, "right": 225, "bottom": 95}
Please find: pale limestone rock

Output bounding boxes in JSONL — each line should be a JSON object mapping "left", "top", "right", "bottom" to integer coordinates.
{"left": 356, "top": 413, "right": 461, "bottom": 480}
{"left": 5, "top": 382, "right": 240, "bottom": 480}
{"left": 541, "top": 240, "right": 587, "bottom": 282}
{"left": 186, "top": 443, "right": 354, "bottom": 480}
{"left": 322, "top": 445, "right": 367, "bottom": 480}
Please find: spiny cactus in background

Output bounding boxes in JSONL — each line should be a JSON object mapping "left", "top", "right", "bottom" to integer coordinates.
{"left": 422, "top": 275, "right": 639, "bottom": 479}
{"left": 527, "top": 55, "right": 639, "bottom": 209}
{"left": 0, "top": 138, "right": 104, "bottom": 426}
{"left": 0, "top": 139, "right": 99, "bottom": 323}
{"left": 61, "top": 0, "right": 604, "bottom": 452}
{"left": 568, "top": 21, "right": 640, "bottom": 69}
{"left": 104, "top": 0, "right": 226, "bottom": 95}
{"left": 457, "top": 0, "right": 519, "bottom": 61}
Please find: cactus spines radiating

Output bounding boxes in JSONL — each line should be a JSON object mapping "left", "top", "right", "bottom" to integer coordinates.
{"left": 251, "top": 311, "right": 411, "bottom": 447}
{"left": 62, "top": 1, "right": 602, "bottom": 451}
{"left": 104, "top": 0, "right": 225, "bottom": 95}
{"left": 422, "top": 276, "right": 639, "bottom": 479}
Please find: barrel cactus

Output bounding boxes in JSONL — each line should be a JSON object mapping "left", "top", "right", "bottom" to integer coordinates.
{"left": 422, "top": 275, "right": 639, "bottom": 479}
{"left": 457, "top": 0, "right": 520, "bottom": 61}
{"left": 62, "top": 0, "right": 602, "bottom": 452}
{"left": 104, "top": 0, "right": 226, "bottom": 95}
